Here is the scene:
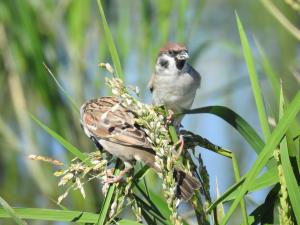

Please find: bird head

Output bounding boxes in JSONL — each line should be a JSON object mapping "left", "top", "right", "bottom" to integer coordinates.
{"left": 155, "top": 43, "right": 189, "bottom": 74}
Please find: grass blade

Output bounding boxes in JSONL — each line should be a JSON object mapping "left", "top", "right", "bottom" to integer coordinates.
{"left": 236, "top": 12, "right": 271, "bottom": 140}
{"left": 279, "top": 92, "right": 300, "bottom": 224}
{"left": 97, "top": 0, "right": 123, "bottom": 78}
{"left": 96, "top": 1, "right": 125, "bottom": 223}
{"left": 220, "top": 89, "right": 300, "bottom": 225}
{"left": 254, "top": 39, "right": 280, "bottom": 99}
{"left": 181, "top": 106, "right": 264, "bottom": 154}
{"left": 260, "top": 0, "right": 300, "bottom": 41}
{"left": 97, "top": 160, "right": 121, "bottom": 225}
{"left": 224, "top": 167, "right": 278, "bottom": 202}
{"left": 0, "top": 197, "right": 28, "bottom": 225}
{"left": 43, "top": 62, "right": 80, "bottom": 113}
{"left": 30, "top": 114, "right": 90, "bottom": 165}
{"left": 281, "top": 136, "right": 300, "bottom": 224}
{"left": 231, "top": 154, "right": 248, "bottom": 225}
{"left": 0, "top": 207, "right": 98, "bottom": 223}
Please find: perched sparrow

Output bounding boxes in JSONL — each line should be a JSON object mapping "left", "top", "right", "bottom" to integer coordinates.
{"left": 148, "top": 43, "right": 201, "bottom": 128}
{"left": 80, "top": 96, "right": 200, "bottom": 200}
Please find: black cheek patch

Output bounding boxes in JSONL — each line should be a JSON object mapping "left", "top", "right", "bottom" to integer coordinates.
{"left": 176, "top": 60, "right": 185, "bottom": 70}
{"left": 159, "top": 59, "right": 169, "bottom": 68}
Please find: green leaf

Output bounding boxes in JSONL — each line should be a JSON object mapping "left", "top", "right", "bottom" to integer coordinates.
{"left": 134, "top": 185, "right": 166, "bottom": 222}
{"left": 30, "top": 114, "right": 90, "bottom": 165}
{"left": 0, "top": 197, "right": 27, "bottom": 225}
{"left": 0, "top": 207, "right": 98, "bottom": 223}
{"left": 236, "top": 12, "right": 271, "bottom": 140}
{"left": 134, "top": 181, "right": 174, "bottom": 225}
{"left": 220, "top": 89, "right": 300, "bottom": 225}
{"left": 181, "top": 106, "right": 264, "bottom": 154}
{"left": 279, "top": 93, "right": 300, "bottom": 224}
{"left": 224, "top": 167, "right": 278, "bottom": 202}
{"left": 254, "top": 39, "right": 280, "bottom": 99}
{"left": 281, "top": 137, "right": 300, "bottom": 224}
{"left": 97, "top": 160, "right": 121, "bottom": 225}
{"left": 133, "top": 165, "right": 150, "bottom": 182}
{"left": 97, "top": 0, "right": 123, "bottom": 78}
{"left": 134, "top": 195, "right": 167, "bottom": 224}
{"left": 248, "top": 167, "right": 278, "bottom": 192}
{"left": 207, "top": 179, "right": 244, "bottom": 213}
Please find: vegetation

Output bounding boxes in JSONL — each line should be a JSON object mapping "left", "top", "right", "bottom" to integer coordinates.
{"left": 0, "top": 0, "right": 300, "bottom": 224}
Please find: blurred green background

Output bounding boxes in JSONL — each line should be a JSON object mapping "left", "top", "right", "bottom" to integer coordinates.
{"left": 0, "top": 0, "right": 299, "bottom": 224}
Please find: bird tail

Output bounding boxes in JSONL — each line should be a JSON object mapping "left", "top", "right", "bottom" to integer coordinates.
{"left": 174, "top": 169, "right": 201, "bottom": 201}
{"left": 145, "top": 154, "right": 201, "bottom": 201}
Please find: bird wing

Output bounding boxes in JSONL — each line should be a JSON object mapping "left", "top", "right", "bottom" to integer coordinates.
{"left": 187, "top": 63, "right": 201, "bottom": 89}
{"left": 81, "top": 96, "right": 152, "bottom": 149}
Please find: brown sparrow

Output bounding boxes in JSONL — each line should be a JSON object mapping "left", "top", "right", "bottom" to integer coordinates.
{"left": 80, "top": 96, "right": 200, "bottom": 200}
{"left": 148, "top": 43, "right": 201, "bottom": 128}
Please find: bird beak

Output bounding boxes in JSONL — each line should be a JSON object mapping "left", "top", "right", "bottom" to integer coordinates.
{"left": 176, "top": 51, "right": 189, "bottom": 60}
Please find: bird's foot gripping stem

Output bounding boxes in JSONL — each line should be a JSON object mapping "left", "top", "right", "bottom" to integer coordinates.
{"left": 172, "top": 135, "right": 185, "bottom": 160}
{"left": 102, "top": 166, "right": 131, "bottom": 184}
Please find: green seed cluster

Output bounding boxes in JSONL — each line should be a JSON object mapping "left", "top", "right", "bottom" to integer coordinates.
{"left": 274, "top": 149, "right": 294, "bottom": 225}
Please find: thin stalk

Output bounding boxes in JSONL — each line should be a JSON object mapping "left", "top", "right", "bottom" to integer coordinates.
{"left": 231, "top": 154, "right": 248, "bottom": 225}
{"left": 97, "top": 160, "right": 121, "bottom": 225}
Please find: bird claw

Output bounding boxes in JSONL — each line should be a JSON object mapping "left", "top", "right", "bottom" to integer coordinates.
{"left": 102, "top": 167, "right": 131, "bottom": 184}
{"left": 172, "top": 135, "right": 184, "bottom": 160}
{"left": 105, "top": 168, "right": 115, "bottom": 177}
{"left": 166, "top": 110, "right": 174, "bottom": 125}
{"left": 102, "top": 175, "right": 123, "bottom": 184}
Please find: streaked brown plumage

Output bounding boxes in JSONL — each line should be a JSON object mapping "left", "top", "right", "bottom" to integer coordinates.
{"left": 80, "top": 96, "right": 200, "bottom": 200}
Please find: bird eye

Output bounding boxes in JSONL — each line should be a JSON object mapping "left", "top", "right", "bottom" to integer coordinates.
{"left": 168, "top": 50, "right": 174, "bottom": 55}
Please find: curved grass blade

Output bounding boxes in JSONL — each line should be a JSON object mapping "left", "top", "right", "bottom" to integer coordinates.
{"left": 220, "top": 90, "right": 300, "bottom": 225}
{"left": 97, "top": 0, "right": 123, "bottom": 79}
{"left": 0, "top": 207, "right": 98, "bottom": 223}
{"left": 43, "top": 62, "right": 80, "bottom": 113}
{"left": 236, "top": 12, "right": 271, "bottom": 140}
{"left": 181, "top": 106, "right": 264, "bottom": 154}
{"left": 30, "top": 114, "right": 90, "bottom": 165}
{"left": 0, "top": 197, "right": 27, "bottom": 225}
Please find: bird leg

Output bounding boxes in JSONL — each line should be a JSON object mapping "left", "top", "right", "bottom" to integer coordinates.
{"left": 105, "top": 168, "right": 115, "bottom": 177}
{"left": 166, "top": 109, "right": 175, "bottom": 125}
{"left": 102, "top": 163, "right": 132, "bottom": 184}
{"left": 172, "top": 135, "right": 184, "bottom": 160}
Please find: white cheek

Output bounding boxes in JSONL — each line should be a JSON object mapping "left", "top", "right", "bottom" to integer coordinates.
{"left": 156, "top": 55, "right": 177, "bottom": 75}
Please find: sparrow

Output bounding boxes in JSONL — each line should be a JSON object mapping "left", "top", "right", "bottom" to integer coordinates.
{"left": 148, "top": 43, "right": 201, "bottom": 128}
{"left": 80, "top": 96, "right": 200, "bottom": 200}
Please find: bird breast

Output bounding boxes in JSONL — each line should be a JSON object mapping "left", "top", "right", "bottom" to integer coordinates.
{"left": 152, "top": 71, "right": 199, "bottom": 112}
